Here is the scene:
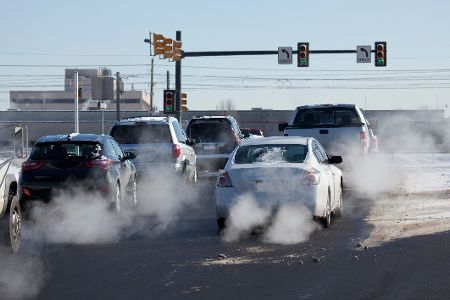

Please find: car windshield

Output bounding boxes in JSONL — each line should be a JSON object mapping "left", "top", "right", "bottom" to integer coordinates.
{"left": 187, "top": 120, "right": 232, "bottom": 143}
{"left": 110, "top": 124, "right": 172, "bottom": 144}
{"left": 234, "top": 144, "right": 307, "bottom": 164}
{"left": 293, "top": 107, "right": 362, "bottom": 127}
{"left": 30, "top": 142, "right": 102, "bottom": 160}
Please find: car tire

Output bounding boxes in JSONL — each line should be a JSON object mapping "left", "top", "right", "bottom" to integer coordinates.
{"left": 1, "top": 196, "right": 22, "bottom": 253}
{"left": 128, "top": 176, "right": 138, "bottom": 208}
{"left": 111, "top": 182, "right": 121, "bottom": 213}
{"left": 9, "top": 196, "right": 22, "bottom": 253}
{"left": 217, "top": 217, "right": 226, "bottom": 231}
{"left": 321, "top": 192, "right": 331, "bottom": 228}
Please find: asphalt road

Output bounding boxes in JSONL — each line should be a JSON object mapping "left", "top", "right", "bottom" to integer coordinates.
{"left": 1, "top": 177, "right": 436, "bottom": 300}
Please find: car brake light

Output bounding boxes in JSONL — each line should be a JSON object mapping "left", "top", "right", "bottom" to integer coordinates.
{"left": 172, "top": 144, "right": 181, "bottom": 160}
{"left": 217, "top": 171, "right": 233, "bottom": 187}
{"left": 83, "top": 158, "right": 112, "bottom": 170}
{"left": 21, "top": 161, "right": 44, "bottom": 171}
{"left": 302, "top": 168, "right": 321, "bottom": 185}
{"left": 22, "top": 187, "right": 32, "bottom": 197}
{"left": 360, "top": 131, "right": 367, "bottom": 145}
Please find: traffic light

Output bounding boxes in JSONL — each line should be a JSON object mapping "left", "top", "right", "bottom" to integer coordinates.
{"left": 153, "top": 33, "right": 164, "bottom": 56}
{"left": 181, "top": 92, "right": 187, "bottom": 112}
{"left": 163, "top": 38, "right": 173, "bottom": 59}
{"left": 374, "top": 41, "right": 387, "bottom": 67}
{"left": 172, "top": 40, "right": 182, "bottom": 62}
{"left": 297, "top": 42, "right": 309, "bottom": 67}
{"left": 163, "top": 89, "right": 175, "bottom": 114}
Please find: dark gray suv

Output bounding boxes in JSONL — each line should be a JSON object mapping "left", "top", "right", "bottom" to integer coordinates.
{"left": 186, "top": 115, "right": 243, "bottom": 178}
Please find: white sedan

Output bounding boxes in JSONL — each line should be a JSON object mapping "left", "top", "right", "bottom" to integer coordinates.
{"left": 216, "top": 136, "right": 343, "bottom": 229}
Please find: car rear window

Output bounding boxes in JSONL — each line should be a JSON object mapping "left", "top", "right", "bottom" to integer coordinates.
{"left": 234, "top": 144, "right": 307, "bottom": 164}
{"left": 292, "top": 107, "right": 362, "bottom": 128}
{"left": 110, "top": 124, "right": 172, "bottom": 144}
{"left": 187, "top": 120, "right": 232, "bottom": 143}
{"left": 30, "top": 142, "right": 102, "bottom": 160}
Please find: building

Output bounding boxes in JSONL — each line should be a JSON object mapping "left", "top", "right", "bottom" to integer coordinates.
{"left": 9, "top": 68, "right": 150, "bottom": 111}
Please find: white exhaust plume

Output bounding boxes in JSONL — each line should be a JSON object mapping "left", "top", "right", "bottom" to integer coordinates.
{"left": 0, "top": 246, "right": 45, "bottom": 300}
{"left": 27, "top": 188, "right": 132, "bottom": 244}
{"left": 134, "top": 168, "right": 201, "bottom": 235}
{"left": 223, "top": 195, "right": 271, "bottom": 242}
{"left": 264, "top": 203, "right": 318, "bottom": 245}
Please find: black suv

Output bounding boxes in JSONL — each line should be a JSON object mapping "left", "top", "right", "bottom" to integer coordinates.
{"left": 19, "top": 134, "right": 137, "bottom": 212}
{"left": 186, "top": 116, "right": 243, "bottom": 178}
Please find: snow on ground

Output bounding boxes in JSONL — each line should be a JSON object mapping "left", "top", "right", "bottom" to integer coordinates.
{"left": 362, "top": 153, "right": 450, "bottom": 247}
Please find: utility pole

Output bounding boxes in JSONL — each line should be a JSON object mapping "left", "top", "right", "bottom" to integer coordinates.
{"left": 74, "top": 71, "right": 79, "bottom": 133}
{"left": 166, "top": 70, "right": 170, "bottom": 89}
{"left": 144, "top": 32, "right": 154, "bottom": 115}
{"left": 116, "top": 72, "right": 121, "bottom": 121}
{"left": 175, "top": 30, "right": 182, "bottom": 122}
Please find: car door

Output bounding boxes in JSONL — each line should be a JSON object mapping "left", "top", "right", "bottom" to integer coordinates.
{"left": 110, "top": 137, "right": 133, "bottom": 183}
{"left": 316, "top": 141, "right": 338, "bottom": 208}
{"left": 312, "top": 140, "right": 335, "bottom": 204}
{"left": 104, "top": 138, "right": 123, "bottom": 184}
{"left": 172, "top": 121, "right": 195, "bottom": 174}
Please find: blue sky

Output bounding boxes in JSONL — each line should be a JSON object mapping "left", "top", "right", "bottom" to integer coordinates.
{"left": 1, "top": 0, "right": 450, "bottom": 111}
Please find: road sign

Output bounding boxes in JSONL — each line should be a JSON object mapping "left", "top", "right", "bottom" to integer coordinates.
{"left": 357, "top": 45, "right": 371, "bottom": 63}
{"left": 278, "top": 47, "right": 292, "bottom": 64}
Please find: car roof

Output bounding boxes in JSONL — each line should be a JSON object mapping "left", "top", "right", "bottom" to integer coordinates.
{"left": 191, "top": 115, "right": 235, "bottom": 120}
{"left": 241, "top": 136, "right": 309, "bottom": 146}
{"left": 113, "top": 116, "right": 175, "bottom": 125}
{"left": 36, "top": 133, "right": 105, "bottom": 143}
{"left": 296, "top": 103, "right": 356, "bottom": 110}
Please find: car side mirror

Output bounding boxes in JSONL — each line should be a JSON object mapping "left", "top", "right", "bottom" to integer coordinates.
{"left": 279, "top": 123, "right": 288, "bottom": 132}
{"left": 124, "top": 151, "right": 136, "bottom": 160}
{"left": 327, "top": 156, "right": 343, "bottom": 164}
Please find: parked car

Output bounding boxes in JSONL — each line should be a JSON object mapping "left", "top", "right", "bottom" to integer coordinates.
{"left": 241, "top": 128, "right": 264, "bottom": 139}
{"left": 186, "top": 115, "right": 243, "bottom": 178}
{"left": 110, "top": 116, "right": 197, "bottom": 182}
{"left": 0, "top": 158, "right": 21, "bottom": 253}
{"left": 19, "top": 134, "right": 137, "bottom": 212}
{"left": 279, "top": 104, "right": 370, "bottom": 159}
{"left": 216, "top": 136, "right": 343, "bottom": 229}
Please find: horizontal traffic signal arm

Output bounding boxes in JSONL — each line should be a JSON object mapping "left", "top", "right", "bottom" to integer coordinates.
{"left": 182, "top": 49, "right": 374, "bottom": 57}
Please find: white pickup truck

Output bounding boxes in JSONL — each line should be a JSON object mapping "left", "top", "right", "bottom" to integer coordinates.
{"left": 0, "top": 157, "right": 21, "bottom": 253}
{"left": 279, "top": 104, "right": 371, "bottom": 160}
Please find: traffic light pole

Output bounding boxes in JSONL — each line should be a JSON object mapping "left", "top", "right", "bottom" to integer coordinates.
{"left": 183, "top": 49, "right": 374, "bottom": 57}
{"left": 175, "top": 31, "right": 182, "bottom": 122}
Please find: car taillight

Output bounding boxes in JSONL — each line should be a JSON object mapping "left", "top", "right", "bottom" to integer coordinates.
{"left": 217, "top": 171, "right": 233, "bottom": 187}
{"left": 83, "top": 158, "right": 112, "bottom": 170}
{"left": 302, "top": 168, "right": 321, "bottom": 185}
{"left": 21, "top": 161, "right": 44, "bottom": 171}
{"left": 172, "top": 144, "right": 181, "bottom": 160}
{"left": 232, "top": 133, "right": 239, "bottom": 147}
{"left": 22, "top": 187, "right": 32, "bottom": 197}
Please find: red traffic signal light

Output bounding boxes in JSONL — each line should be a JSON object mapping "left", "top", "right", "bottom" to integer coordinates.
{"left": 297, "top": 42, "right": 309, "bottom": 67}
{"left": 374, "top": 41, "right": 387, "bottom": 67}
{"left": 163, "top": 89, "right": 175, "bottom": 114}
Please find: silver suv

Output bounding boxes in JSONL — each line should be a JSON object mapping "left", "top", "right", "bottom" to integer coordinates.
{"left": 110, "top": 117, "right": 197, "bottom": 182}
{"left": 186, "top": 115, "right": 243, "bottom": 178}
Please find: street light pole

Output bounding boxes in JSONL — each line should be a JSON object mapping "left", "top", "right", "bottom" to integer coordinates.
{"left": 74, "top": 71, "right": 79, "bottom": 133}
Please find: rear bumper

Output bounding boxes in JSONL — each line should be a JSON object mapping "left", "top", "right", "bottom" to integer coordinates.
{"left": 196, "top": 154, "right": 230, "bottom": 174}
{"left": 215, "top": 185, "right": 322, "bottom": 219}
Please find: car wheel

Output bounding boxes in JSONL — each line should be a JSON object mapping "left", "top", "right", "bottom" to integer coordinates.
{"left": 321, "top": 192, "right": 331, "bottom": 228}
{"left": 111, "top": 182, "right": 121, "bottom": 213}
{"left": 9, "top": 196, "right": 22, "bottom": 253}
{"left": 128, "top": 176, "right": 138, "bottom": 208}
{"left": 217, "top": 217, "right": 226, "bottom": 231}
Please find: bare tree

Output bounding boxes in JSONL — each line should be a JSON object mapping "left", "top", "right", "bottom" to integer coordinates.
{"left": 216, "top": 99, "right": 239, "bottom": 121}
